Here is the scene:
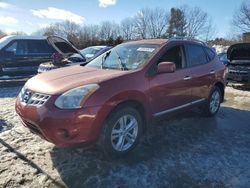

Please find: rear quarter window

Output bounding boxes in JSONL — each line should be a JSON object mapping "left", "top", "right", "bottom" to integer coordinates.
{"left": 27, "top": 40, "right": 55, "bottom": 54}
{"left": 204, "top": 47, "right": 216, "bottom": 61}
{"left": 186, "top": 44, "right": 208, "bottom": 67}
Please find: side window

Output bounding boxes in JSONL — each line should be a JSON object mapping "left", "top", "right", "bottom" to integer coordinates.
{"left": 5, "top": 40, "right": 28, "bottom": 55}
{"left": 186, "top": 44, "right": 208, "bottom": 67}
{"left": 5, "top": 41, "right": 17, "bottom": 53}
{"left": 159, "top": 45, "right": 185, "bottom": 70}
{"left": 204, "top": 47, "right": 216, "bottom": 61}
{"left": 27, "top": 40, "right": 55, "bottom": 54}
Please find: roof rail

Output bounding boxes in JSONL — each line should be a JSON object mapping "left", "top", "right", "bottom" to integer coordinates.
{"left": 169, "top": 36, "right": 208, "bottom": 46}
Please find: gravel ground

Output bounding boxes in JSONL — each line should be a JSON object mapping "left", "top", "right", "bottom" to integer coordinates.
{"left": 0, "top": 85, "right": 250, "bottom": 188}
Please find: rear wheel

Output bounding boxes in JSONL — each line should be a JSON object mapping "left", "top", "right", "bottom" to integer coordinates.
{"left": 98, "top": 107, "right": 143, "bottom": 157}
{"left": 202, "top": 86, "right": 222, "bottom": 117}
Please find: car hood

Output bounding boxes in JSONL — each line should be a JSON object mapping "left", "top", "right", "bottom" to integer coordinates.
{"left": 227, "top": 43, "right": 250, "bottom": 61}
{"left": 47, "top": 36, "right": 85, "bottom": 59}
{"left": 25, "top": 66, "right": 128, "bottom": 95}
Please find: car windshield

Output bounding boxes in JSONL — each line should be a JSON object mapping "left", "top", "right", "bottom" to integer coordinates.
{"left": 86, "top": 43, "right": 160, "bottom": 70}
{"left": 80, "top": 47, "right": 105, "bottom": 58}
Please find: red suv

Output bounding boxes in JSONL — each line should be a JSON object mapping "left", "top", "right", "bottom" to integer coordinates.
{"left": 15, "top": 37, "right": 226, "bottom": 157}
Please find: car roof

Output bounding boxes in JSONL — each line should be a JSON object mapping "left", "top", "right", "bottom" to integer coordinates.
{"left": 0, "top": 35, "right": 46, "bottom": 49}
{"left": 81, "top": 45, "right": 109, "bottom": 50}
{"left": 125, "top": 39, "right": 167, "bottom": 45}
{"left": 124, "top": 38, "right": 208, "bottom": 47}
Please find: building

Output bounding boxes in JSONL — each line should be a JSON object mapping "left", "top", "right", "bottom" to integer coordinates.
{"left": 243, "top": 32, "right": 250, "bottom": 42}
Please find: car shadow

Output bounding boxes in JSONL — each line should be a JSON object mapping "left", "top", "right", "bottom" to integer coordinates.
{"left": 50, "top": 106, "right": 250, "bottom": 187}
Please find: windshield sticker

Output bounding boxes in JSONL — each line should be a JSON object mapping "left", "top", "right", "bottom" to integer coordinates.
{"left": 137, "top": 47, "right": 156, "bottom": 52}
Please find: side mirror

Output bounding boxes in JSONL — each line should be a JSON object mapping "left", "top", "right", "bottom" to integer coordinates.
{"left": 157, "top": 61, "right": 176, "bottom": 74}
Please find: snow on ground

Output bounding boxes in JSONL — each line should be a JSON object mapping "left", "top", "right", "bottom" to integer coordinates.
{"left": 212, "top": 45, "right": 229, "bottom": 54}
{"left": 0, "top": 85, "right": 250, "bottom": 187}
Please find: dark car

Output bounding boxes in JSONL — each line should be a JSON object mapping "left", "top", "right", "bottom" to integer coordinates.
{"left": 16, "top": 37, "right": 226, "bottom": 157}
{"left": 37, "top": 45, "right": 112, "bottom": 73}
{"left": 0, "top": 35, "right": 56, "bottom": 79}
{"left": 226, "top": 43, "right": 250, "bottom": 84}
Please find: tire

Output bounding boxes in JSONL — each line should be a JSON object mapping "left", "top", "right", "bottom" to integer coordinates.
{"left": 98, "top": 107, "right": 143, "bottom": 157}
{"left": 202, "top": 86, "right": 222, "bottom": 117}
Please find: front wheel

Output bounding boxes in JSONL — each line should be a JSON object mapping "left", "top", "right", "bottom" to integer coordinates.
{"left": 202, "top": 86, "right": 222, "bottom": 117}
{"left": 98, "top": 107, "right": 143, "bottom": 157}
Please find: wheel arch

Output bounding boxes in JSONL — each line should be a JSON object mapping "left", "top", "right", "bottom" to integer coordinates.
{"left": 214, "top": 81, "right": 225, "bottom": 102}
{"left": 105, "top": 99, "right": 148, "bottom": 132}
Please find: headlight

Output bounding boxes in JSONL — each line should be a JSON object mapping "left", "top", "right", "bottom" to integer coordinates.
{"left": 55, "top": 84, "right": 99, "bottom": 109}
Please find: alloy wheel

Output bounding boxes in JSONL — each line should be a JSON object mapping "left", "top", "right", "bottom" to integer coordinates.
{"left": 210, "top": 90, "right": 220, "bottom": 114}
{"left": 111, "top": 114, "right": 138, "bottom": 152}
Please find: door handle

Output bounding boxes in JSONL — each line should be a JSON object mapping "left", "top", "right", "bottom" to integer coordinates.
{"left": 183, "top": 76, "right": 192, "bottom": 80}
{"left": 210, "top": 70, "right": 215, "bottom": 74}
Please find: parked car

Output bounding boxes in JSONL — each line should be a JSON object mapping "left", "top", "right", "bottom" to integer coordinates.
{"left": 0, "top": 35, "right": 57, "bottom": 79}
{"left": 226, "top": 43, "right": 250, "bottom": 84}
{"left": 15, "top": 37, "right": 226, "bottom": 157}
{"left": 37, "top": 45, "right": 112, "bottom": 73}
{"left": 37, "top": 36, "right": 87, "bottom": 73}
{"left": 218, "top": 52, "right": 229, "bottom": 66}
{"left": 81, "top": 45, "right": 113, "bottom": 61}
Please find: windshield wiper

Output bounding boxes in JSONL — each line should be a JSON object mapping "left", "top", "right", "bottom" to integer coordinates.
{"left": 101, "top": 51, "right": 111, "bottom": 69}
{"left": 114, "top": 50, "right": 128, "bottom": 70}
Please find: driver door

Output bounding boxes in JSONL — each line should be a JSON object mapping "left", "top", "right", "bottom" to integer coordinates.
{"left": 148, "top": 45, "right": 194, "bottom": 116}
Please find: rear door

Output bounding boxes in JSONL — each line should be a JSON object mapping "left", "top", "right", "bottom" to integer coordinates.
{"left": 185, "top": 44, "right": 216, "bottom": 101}
{"left": 148, "top": 45, "right": 194, "bottom": 117}
{"left": 1, "top": 39, "right": 55, "bottom": 76}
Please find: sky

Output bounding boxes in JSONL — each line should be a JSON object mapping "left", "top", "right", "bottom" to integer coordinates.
{"left": 0, "top": 0, "right": 244, "bottom": 38}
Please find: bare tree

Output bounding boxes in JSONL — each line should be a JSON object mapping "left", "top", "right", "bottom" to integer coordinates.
{"left": 134, "top": 9, "right": 149, "bottom": 39}
{"left": 181, "top": 6, "right": 216, "bottom": 40}
{"left": 61, "top": 21, "right": 81, "bottom": 45}
{"left": 99, "top": 21, "right": 119, "bottom": 41}
{"left": 202, "top": 18, "right": 216, "bottom": 42}
{"left": 78, "top": 25, "right": 100, "bottom": 48}
{"left": 147, "top": 8, "right": 169, "bottom": 38}
{"left": 233, "top": 0, "right": 250, "bottom": 32}
{"left": 41, "top": 23, "right": 64, "bottom": 37}
{"left": 34, "top": 21, "right": 81, "bottom": 46}
{"left": 134, "top": 8, "right": 168, "bottom": 39}
{"left": 120, "top": 17, "right": 135, "bottom": 41}
{"left": 183, "top": 6, "right": 208, "bottom": 37}
{"left": 31, "top": 5, "right": 217, "bottom": 47}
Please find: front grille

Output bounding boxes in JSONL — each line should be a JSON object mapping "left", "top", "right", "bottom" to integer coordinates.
{"left": 228, "top": 70, "right": 249, "bottom": 76}
{"left": 19, "top": 87, "right": 50, "bottom": 107}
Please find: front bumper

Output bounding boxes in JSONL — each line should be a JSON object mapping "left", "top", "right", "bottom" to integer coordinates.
{"left": 15, "top": 96, "right": 105, "bottom": 147}
{"left": 226, "top": 70, "right": 250, "bottom": 83}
